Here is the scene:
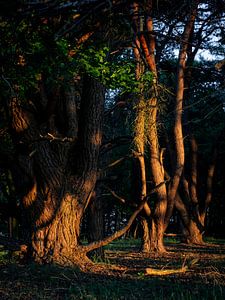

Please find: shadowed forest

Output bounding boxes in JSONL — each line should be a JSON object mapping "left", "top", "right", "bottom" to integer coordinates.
{"left": 0, "top": 0, "right": 225, "bottom": 299}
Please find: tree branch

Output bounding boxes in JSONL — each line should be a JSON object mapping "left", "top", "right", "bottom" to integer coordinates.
{"left": 81, "top": 199, "right": 147, "bottom": 253}
{"left": 82, "top": 179, "right": 170, "bottom": 253}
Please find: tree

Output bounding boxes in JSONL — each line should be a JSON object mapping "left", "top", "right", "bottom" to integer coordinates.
{"left": 1, "top": 0, "right": 225, "bottom": 266}
{"left": 0, "top": 1, "right": 149, "bottom": 267}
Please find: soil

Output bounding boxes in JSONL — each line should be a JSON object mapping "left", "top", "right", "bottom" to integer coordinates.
{"left": 0, "top": 240, "right": 225, "bottom": 299}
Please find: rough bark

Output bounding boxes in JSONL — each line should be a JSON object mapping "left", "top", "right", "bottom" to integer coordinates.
{"left": 140, "top": 218, "right": 151, "bottom": 253}
{"left": 132, "top": 3, "right": 152, "bottom": 253}
{"left": 133, "top": 10, "right": 150, "bottom": 218}
{"left": 9, "top": 76, "right": 105, "bottom": 266}
{"left": 140, "top": 3, "right": 167, "bottom": 252}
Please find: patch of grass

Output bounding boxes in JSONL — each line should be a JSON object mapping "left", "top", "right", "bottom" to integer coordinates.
{"left": 0, "top": 249, "right": 8, "bottom": 263}
{"left": 205, "top": 237, "right": 225, "bottom": 245}
{"left": 164, "top": 236, "right": 181, "bottom": 244}
{"left": 105, "top": 238, "right": 141, "bottom": 251}
{"left": 105, "top": 236, "right": 181, "bottom": 251}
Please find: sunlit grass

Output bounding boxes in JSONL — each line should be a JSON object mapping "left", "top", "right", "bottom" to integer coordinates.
{"left": 105, "top": 237, "right": 141, "bottom": 250}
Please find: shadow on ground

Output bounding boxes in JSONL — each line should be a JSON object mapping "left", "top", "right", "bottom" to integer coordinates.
{"left": 0, "top": 241, "right": 225, "bottom": 299}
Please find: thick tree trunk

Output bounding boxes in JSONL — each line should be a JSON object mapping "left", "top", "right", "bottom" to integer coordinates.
{"left": 132, "top": 1, "right": 167, "bottom": 253}
{"left": 30, "top": 192, "right": 84, "bottom": 264}
{"left": 150, "top": 220, "right": 165, "bottom": 252}
{"left": 133, "top": 33, "right": 150, "bottom": 218}
{"left": 10, "top": 76, "right": 105, "bottom": 266}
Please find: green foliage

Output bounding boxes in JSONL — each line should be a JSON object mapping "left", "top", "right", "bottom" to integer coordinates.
{"left": 76, "top": 45, "right": 139, "bottom": 93}
{"left": 0, "top": 19, "right": 76, "bottom": 98}
{"left": 1, "top": 15, "right": 152, "bottom": 100}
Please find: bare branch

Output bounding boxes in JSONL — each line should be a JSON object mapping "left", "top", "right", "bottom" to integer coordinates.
{"left": 104, "top": 101, "right": 126, "bottom": 116}
{"left": 100, "top": 136, "right": 132, "bottom": 155}
{"left": 81, "top": 199, "right": 147, "bottom": 253}
{"left": 102, "top": 154, "right": 132, "bottom": 171}
{"left": 103, "top": 185, "right": 127, "bottom": 204}
{"left": 39, "top": 133, "right": 77, "bottom": 143}
{"left": 82, "top": 180, "right": 170, "bottom": 253}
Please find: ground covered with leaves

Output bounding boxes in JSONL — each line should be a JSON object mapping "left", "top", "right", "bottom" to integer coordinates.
{"left": 0, "top": 238, "right": 225, "bottom": 299}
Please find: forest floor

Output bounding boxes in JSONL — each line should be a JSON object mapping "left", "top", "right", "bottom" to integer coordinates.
{"left": 0, "top": 238, "right": 225, "bottom": 299}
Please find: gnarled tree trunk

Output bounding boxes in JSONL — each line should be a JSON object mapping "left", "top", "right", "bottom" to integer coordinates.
{"left": 10, "top": 76, "right": 105, "bottom": 266}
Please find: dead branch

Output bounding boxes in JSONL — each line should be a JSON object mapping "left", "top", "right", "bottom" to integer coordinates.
{"left": 100, "top": 136, "right": 132, "bottom": 155}
{"left": 145, "top": 266, "right": 188, "bottom": 276}
{"left": 102, "top": 185, "right": 131, "bottom": 205}
{"left": 104, "top": 101, "right": 126, "bottom": 116}
{"left": 81, "top": 198, "right": 147, "bottom": 253}
{"left": 82, "top": 179, "right": 170, "bottom": 253}
{"left": 102, "top": 154, "right": 132, "bottom": 171}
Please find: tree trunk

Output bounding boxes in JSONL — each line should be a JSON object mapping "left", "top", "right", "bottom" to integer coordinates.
{"left": 175, "top": 193, "right": 203, "bottom": 244}
{"left": 133, "top": 31, "right": 150, "bottom": 217}
{"left": 132, "top": 12, "right": 151, "bottom": 251}
{"left": 30, "top": 192, "right": 84, "bottom": 264}
{"left": 139, "top": 4, "right": 167, "bottom": 252}
{"left": 185, "top": 219, "right": 203, "bottom": 244}
{"left": 140, "top": 218, "right": 150, "bottom": 252}
{"left": 10, "top": 76, "right": 105, "bottom": 266}
{"left": 147, "top": 98, "right": 167, "bottom": 253}
{"left": 150, "top": 218, "right": 165, "bottom": 252}
{"left": 164, "top": 4, "right": 198, "bottom": 228}
{"left": 87, "top": 187, "right": 104, "bottom": 260}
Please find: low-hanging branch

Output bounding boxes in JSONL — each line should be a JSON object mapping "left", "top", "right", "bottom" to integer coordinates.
{"left": 101, "top": 154, "right": 133, "bottom": 171}
{"left": 81, "top": 198, "right": 147, "bottom": 253}
{"left": 82, "top": 179, "right": 170, "bottom": 254}
{"left": 100, "top": 136, "right": 132, "bottom": 155}
{"left": 103, "top": 185, "right": 126, "bottom": 204}
{"left": 104, "top": 101, "right": 126, "bottom": 116}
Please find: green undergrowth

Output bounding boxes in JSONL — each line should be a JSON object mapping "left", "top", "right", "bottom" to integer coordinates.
{"left": 205, "top": 237, "right": 225, "bottom": 245}
{"left": 104, "top": 238, "right": 141, "bottom": 251}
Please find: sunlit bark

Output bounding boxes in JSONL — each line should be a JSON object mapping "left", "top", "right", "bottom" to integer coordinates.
{"left": 10, "top": 77, "right": 105, "bottom": 265}
{"left": 140, "top": 3, "right": 167, "bottom": 252}
{"left": 164, "top": 3, "right": 199, "bottom": 228}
